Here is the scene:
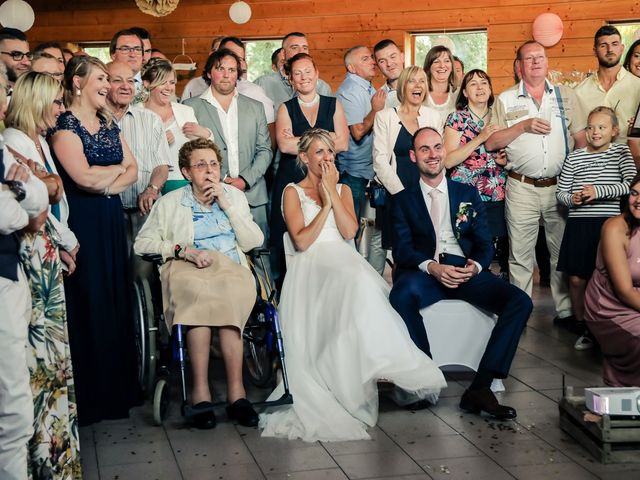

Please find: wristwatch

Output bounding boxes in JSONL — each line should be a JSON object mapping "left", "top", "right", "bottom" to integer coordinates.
{"left": 146, "top": 184, "right": 160, "bottom": 192}
{"left": 174, "top": 244, "right": 183, "bottom": 259}
{"left": 3, "top": 180, "right": 26, "bottom": 202}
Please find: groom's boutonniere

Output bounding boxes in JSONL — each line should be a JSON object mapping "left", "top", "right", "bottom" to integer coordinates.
{"left": 455, "top": 202, "right": 476, "bottom": 239}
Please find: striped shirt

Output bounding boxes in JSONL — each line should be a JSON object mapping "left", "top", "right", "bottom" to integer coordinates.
{"left": 118, "top": 106, "right": 172, "bottom": 209}
{"left": 556, "top": 142, "right": 637, "bottom": 218}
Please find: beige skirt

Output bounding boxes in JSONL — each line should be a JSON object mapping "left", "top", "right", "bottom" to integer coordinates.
{"left": 160, "top": 251, "right": 255, "bottom": 331}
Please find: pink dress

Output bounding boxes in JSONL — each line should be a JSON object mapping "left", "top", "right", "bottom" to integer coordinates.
{"left": 584, "top": 229, "right": 640, "bottom": 387}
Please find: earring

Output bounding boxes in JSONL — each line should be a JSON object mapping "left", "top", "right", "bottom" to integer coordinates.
{"left": 75, "top": 88, "right": 81, "bottom": 96}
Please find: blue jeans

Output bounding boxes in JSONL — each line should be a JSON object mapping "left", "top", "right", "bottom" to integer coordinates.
{"left": 339, "top": 172, "right": 369, "bottom": 220}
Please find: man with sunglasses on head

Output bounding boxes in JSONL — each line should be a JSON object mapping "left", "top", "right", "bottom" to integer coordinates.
{"left": 0, "top": 28, "right": 32, "bottom": 90}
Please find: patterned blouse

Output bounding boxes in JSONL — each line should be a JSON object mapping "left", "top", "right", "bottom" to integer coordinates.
{"left": 181, "top": 185, "right": 241, "bottom": 264}
{"left": 446, "top": 108, "right": 506, "bottom": 202}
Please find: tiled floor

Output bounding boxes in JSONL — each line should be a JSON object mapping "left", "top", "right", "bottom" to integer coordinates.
{"left": 79, "top": 280, "right": 640, "bottom": 479}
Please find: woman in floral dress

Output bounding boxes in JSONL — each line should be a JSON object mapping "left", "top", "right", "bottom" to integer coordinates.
{"left": 5, "top": 71, "right": 81, "bottom": 479}
{"left": 443, "top": 69, "right": 508, "bottom": 277}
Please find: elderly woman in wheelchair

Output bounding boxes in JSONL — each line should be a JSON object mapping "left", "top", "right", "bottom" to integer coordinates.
{"left": 134, "top": 138, "right": 264, "bottom": 429}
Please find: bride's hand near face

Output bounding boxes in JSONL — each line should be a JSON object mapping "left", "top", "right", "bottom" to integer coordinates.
{"left": 319, "top": 165, "right": 332, "bottom": 209}
{"left": 321, "top": 161, "right": 339, "bottom": 193}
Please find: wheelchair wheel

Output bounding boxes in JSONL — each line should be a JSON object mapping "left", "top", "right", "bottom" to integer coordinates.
{"left": 243, "top": 335, "right": 274, "bottom": 388}
{"left": 133, "top": 277, "right": 154, "bottom": 395}
{"left": 152, "top": 378, "right": 170, "bottom": 425}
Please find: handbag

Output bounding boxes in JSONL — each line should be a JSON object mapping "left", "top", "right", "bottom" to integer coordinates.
{"left": 367, "top": 180, "right": 387, "bottom": 208}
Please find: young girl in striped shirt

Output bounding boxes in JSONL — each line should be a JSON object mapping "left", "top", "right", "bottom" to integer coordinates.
{"left": 557, "top": 106, "right": 636, "bottom": 350}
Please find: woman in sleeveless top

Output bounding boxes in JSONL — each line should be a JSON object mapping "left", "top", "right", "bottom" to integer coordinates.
{"left": 584, "top": 174, "right": 640, "bottom": 388}
{"left": 372, "top": 66, "right": 441, "bottom": 248}
{"left": 270, "top": 53, "right": 348, "bottom": 283}
{"left": 260, "top": 129, "right": 446, "bottom": 442}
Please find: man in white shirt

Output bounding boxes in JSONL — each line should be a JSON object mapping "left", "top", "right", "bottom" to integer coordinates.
{"left": 105, "top": 61, "right": 170, "bottom": 243}
{"left": 184, "top": 49, "right": 272, "bottom": 245}
{"left": 575, "top": 25, "right": 640, "bottom": 157}
{"left": 486, "top": 41, "right": 587, "bottom": 325}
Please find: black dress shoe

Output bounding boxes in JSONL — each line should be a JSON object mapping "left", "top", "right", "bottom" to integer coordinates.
{"left": 192, "top": 401, "right": 216, "bottom": 429}
{"left": 227, "top": 398, "right": 259, "bottom": 427}
{"left": 459, "top": 388, "right": 517, "bottom": 420}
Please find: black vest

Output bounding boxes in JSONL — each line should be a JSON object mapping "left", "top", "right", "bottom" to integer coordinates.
{"left": 0, "top": 151, "right": 21, "bottom": 281}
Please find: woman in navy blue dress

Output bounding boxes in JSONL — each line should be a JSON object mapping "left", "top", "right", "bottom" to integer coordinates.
{"left": 51, "top": 56, "right": 139, "bottom": 426}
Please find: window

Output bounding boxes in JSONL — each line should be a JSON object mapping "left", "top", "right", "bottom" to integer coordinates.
{"left": 245, "top": 39, "right": 281, "bottom": 81}
{"left": 412, "top": 31, "right": 487, "bottom": 72}
{"left": 612, "top": 22, "right": 640, "bottom": 59}
{"left": 80, "top": 44, "right": 111, "bottom": 63}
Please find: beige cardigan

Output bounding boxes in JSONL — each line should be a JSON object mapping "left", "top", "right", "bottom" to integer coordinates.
{"left": 134, "top": 184, "right": 264, "bottom": 268}
{"left": 372, "top": 105, "right": 443, "bottom": 195}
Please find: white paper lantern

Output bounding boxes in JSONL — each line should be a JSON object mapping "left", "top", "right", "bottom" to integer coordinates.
{"left": 0, "top": 0, "right": 35, "bottom": 32}
{"left": 229, "top": 1, "right": 251, "bottom": 24}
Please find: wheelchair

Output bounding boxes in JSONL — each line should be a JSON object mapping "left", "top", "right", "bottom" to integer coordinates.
{"left": 132, "top": 248, "right": 292, "bottom": 426}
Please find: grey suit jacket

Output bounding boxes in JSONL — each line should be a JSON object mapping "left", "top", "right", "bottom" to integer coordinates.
{"left": 184, "top": 93, "right": 272, "bottom": 207}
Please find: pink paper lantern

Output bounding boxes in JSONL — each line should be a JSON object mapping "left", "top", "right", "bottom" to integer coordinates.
{"left": 532, "top": 13, "right": 564, "bottom": 47}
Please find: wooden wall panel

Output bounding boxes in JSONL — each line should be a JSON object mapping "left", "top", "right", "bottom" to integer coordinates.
{"left": 26, "top": 0, "right": 640, "bottom": 94}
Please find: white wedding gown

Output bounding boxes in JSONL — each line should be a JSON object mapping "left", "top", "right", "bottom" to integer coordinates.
{"left": 259, "top": 184, "right": 447, "bottom": 442}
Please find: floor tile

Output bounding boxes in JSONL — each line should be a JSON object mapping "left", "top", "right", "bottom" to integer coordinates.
{"left": 93, "top": 422, "right": 167, "bottom": 446}
{"left": 183, "top": 462, "right": 266, "bottom": 480}
{"left": 509, "top": 367, "right": 587, "bottom": 391}
{"left": 479, "top": 438, "right": 570, "bottom": 467}
{"left": 506, "top": 461, "right": 599, "bottom": 479}
{"left": 420, "top": 456, "right": 513, "bottom": 480}
{"left": 399, "top": 433, "right": 483, "bottom": 461}
{"left": 321, "top": 428, "right": 398, "bottom": 456}
{"left": 252, "top": 445, "right": 337, "bottom": 474}
{"left": 96, "top": 438, "right": 175, "bottom": 467}
{"left": 265, "top": 468, "right": 349, "bottom": 480}
{"left": 378, "top": 409, "right": 459, "bottom": 438}
{"left": 172, "top": 434, "right": 255, "bottom": 470}
{"left": 99, "top": 459, "right": 182, "bottom": 480}
{"left": 332, "top": 450, "right": 423, "bottom": 479}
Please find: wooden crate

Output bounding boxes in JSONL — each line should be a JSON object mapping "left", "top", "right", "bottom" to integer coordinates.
{"left": 559, "top": 395, "right": 640, "bottom": 464}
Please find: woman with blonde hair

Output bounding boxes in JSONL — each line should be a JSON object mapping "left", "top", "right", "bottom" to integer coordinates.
{"left": 4, "top": 71, "right": 81, "bottom": 478}
{"left": 372, "top": 65, "right": 441, "bottom": 249}
{"left": 141, "top": 58, "right": 212, "bottom": 193}
{"left": 50, "top": 55, "right": 140, "bottom": 426}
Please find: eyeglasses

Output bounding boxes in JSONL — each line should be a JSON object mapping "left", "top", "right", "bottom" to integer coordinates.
{"left": 41, "top": 71, "right": 64, "bottom": 80}
{"left": 1, "top": 50, "right": 33, "bottom": 61}
{"left": 521, "top": 55, "right": 546, "bottom": 64}
{"left": 53, "top": 98, "right": 64, "bottom": 107}
{"left": 144, "top": 49, "right": 152, "bottom": 55}
{"left": 190, "top": 160, "right": 220, "bottom": 170}
{"left": 115, "top": 46, "right": 143, "bottom": 55}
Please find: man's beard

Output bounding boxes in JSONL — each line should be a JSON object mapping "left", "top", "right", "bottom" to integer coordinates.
{"left": 6, "top": 66, "right": 17, "bottom": 83}
{"left": 598, "top": 56, "right": 620, "bottom": 68}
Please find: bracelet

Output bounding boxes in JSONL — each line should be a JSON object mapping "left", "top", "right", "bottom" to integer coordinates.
{"left": 147, "top": 184, "right": 159, "bottom": 192}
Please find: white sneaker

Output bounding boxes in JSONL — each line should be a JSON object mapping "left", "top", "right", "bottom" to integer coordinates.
{"left": 574, "top": 331, "right": 594, "bottom": 351}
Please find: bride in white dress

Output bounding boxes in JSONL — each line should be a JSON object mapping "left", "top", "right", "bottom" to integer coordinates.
{"left": 260, "top": 129, "right": 447, "bottom": 442}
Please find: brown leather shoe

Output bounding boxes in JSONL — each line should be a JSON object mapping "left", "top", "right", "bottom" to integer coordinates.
{"left": 459, "top": 387, "right": 517, "bottom": 420}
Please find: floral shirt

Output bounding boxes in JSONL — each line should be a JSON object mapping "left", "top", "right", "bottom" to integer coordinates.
{"left": 446, "top": 108, "right": 506, "bottom": 202}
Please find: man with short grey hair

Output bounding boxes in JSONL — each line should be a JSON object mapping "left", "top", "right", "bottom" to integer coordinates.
{"left": 336, "top": 45, "right": 386, "bottom": 220}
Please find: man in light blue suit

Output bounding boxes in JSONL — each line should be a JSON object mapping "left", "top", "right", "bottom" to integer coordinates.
{"left": 185, "top": 49, "right": 272, "bottom": 246}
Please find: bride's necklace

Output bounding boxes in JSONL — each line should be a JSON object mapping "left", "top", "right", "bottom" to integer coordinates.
{"left": 298, "top": 93, "right": 319, "bottom": 108}
{"left": 468, "top": 105, "right": 490, "bottom": 127}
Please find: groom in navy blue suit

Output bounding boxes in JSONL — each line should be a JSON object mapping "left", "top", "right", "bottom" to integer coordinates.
{"left": 390, "top": 127, "right": 533, "bottom": 419}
